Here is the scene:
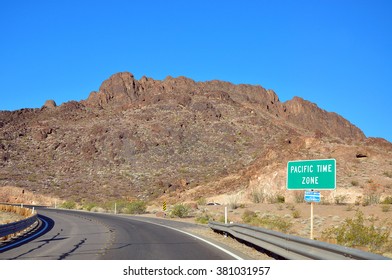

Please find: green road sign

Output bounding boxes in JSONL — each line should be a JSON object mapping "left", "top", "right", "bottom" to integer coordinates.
{"left": 287, "top": 159, "right": 336, "bottom": 190}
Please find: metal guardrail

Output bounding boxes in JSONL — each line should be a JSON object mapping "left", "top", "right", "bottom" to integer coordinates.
{"left": 209, "top": 221, "right": 390, "bottom": 260}
{"left": 0, "top": 211, "right": 38, "bottom": 238}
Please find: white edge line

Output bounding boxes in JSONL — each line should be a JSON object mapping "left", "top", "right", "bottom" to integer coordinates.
{"left": 52, "top": 209, "right": 244, "bottom": 260}
{"left": 129, "top": 218, "right": 244, "bottom": 260}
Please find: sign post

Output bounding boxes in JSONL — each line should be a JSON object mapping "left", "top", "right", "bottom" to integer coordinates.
{"left": 310, "top": 202, "right": 314, "bottom": 239}
{"left": 304, "top": 190, "right": 321, "bottom": 239}
{"left": 287, "top": 159, "right": 336, "bottom": 239}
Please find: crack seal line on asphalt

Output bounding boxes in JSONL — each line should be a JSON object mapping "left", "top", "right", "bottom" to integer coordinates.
{"left": 128, "top": 218, "right": 243, "bottom": 260}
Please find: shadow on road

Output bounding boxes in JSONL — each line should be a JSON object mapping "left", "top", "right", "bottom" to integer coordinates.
{"left": 0, "top": 214, "right": 55, "bottom": 254}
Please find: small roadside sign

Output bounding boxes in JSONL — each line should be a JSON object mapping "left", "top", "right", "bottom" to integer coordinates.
{"left": 304, "top": 191, "right": 321, "bottom": 203}
{"left": 163, "top": 201, "right": 167, "bottom": 211}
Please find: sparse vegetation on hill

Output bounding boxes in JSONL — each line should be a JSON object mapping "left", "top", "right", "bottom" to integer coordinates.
{"left": 0, "top": 71, "right": 391, "bottom": 213}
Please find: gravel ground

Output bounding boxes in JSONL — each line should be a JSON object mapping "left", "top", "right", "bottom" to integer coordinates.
{"left": 187, "top": 226, "right": 274, "bottom": 260}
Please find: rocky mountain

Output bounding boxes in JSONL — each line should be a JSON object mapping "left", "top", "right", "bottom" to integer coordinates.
{"left": 1, "top": 72, "right": 391, "bottom": 205}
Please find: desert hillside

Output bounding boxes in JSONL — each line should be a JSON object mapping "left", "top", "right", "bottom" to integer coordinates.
{"left": 0, "top": 72, "right": 391, "bottom": 205}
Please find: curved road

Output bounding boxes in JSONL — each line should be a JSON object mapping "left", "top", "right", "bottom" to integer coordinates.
{"left": 0, "top": 208, "right": 243, "bottom": 260}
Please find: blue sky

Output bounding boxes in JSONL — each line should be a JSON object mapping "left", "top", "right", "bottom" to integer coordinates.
{"left": 1, "top": 0, "right": 391, "bottom": 142}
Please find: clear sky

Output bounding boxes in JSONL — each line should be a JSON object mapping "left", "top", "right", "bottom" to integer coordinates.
{"left": 1, "top": 0, "right": 391, "bottom": 142}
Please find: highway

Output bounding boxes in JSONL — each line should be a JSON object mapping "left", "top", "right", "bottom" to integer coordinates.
{"left": 0, "top": 208, "right": 243, "bottom": 260}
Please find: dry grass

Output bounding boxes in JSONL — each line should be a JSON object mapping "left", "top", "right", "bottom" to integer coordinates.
{"left": 0, "top": 204, "right": 32, "bottom": 218}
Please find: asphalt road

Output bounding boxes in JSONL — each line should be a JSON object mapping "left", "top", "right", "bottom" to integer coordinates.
{"left": 0, "top": 208, "right": 242, "bottom": 260}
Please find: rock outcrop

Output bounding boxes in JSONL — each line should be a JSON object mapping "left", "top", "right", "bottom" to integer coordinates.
{"left": 84, "top": 72, "right": 365, "bottom": 142}
{"left": 42, "top": 100, "right": 57, "bottom": 109}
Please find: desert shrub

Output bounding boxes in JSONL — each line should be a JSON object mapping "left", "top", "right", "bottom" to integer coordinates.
{"left": 250, "top": 188, "right": 266, "bottom": 203}
{"left": 196, "top": 197, "right": 207, "bottom": 206}
{"left": 381, "top": 205, "right": 390, "bottom": 213}
{"left": 322, "top": 210, "right": 391, "bottom": 253}
{"left": 124, "top": 200, "right": 147, "bottom": 214}
{"left": 170, "top": 204, "right": 190, "bottom": 218}
{"left": 383, "top": 171, "right": 392, "bottom": 178}
{"left": 266, "top": 193, "right": 285, "bottom": 204}
{"left": 242, "top": 210, "right": 292, "bottom": 233}
{"left": 228, "top": 195, "right": 240, "bottom": 210}
{"left": 361, "top": 199, "right": 370, "bottom": 207}
{"left": 242, "top": 210, "right": 258, "bottom": 224}
{"left": 363, "top": 180, "right": 383, "bottom": 205}
{"left": 292, "top": 209, "right": 301, "bottom": 218}
{"left": 106, "top": 200, "right": 146, "bottom": 214}
{"left": 61, "top": 201, "right": 76, "bottom": 209}
{"left": 381, "top": 196, "right": 392, "bottom": 204}
{"left": 83, "top": 202, "right": 97, "bottom": 211}
{"left": 277, "top": 194, "right": 285, "bottom": 203}
{"left": 261, "top": 215, "right": 291, "bottom": 233}
{"left": 195, "top": 213, "right": 212, "bottom": 224}
{"left": 351, "top": 180, "right": 359, "bottom": 186}
{"left": 363, "top": 194, "right": 381, "bottom": 205}
{"left": 334, "top": 194, "right": 348, "bottom": 205}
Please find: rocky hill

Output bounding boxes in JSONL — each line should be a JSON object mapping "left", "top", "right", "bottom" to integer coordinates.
{"left": 1, "top": 72, "right": 391, "bottom": 205}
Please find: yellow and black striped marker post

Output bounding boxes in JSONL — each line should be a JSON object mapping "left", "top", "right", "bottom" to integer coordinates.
{"left": 163, "top": 201, "right": 167, "bottom": 211}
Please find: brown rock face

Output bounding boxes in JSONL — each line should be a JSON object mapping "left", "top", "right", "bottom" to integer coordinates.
{"left": 283, "top": 97, "right": 365, "bottom": 141}
{"left": 84, "top": 72, "right": 365, "bottom": 142}
{"left": 0, "top": 71, "right": 388, "bottom": 203}
{"left": 85, "top": 72, "right": 138, "bottom": 108}
{"left": 42, "top": 100, "right": 57, "bottom": 109}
